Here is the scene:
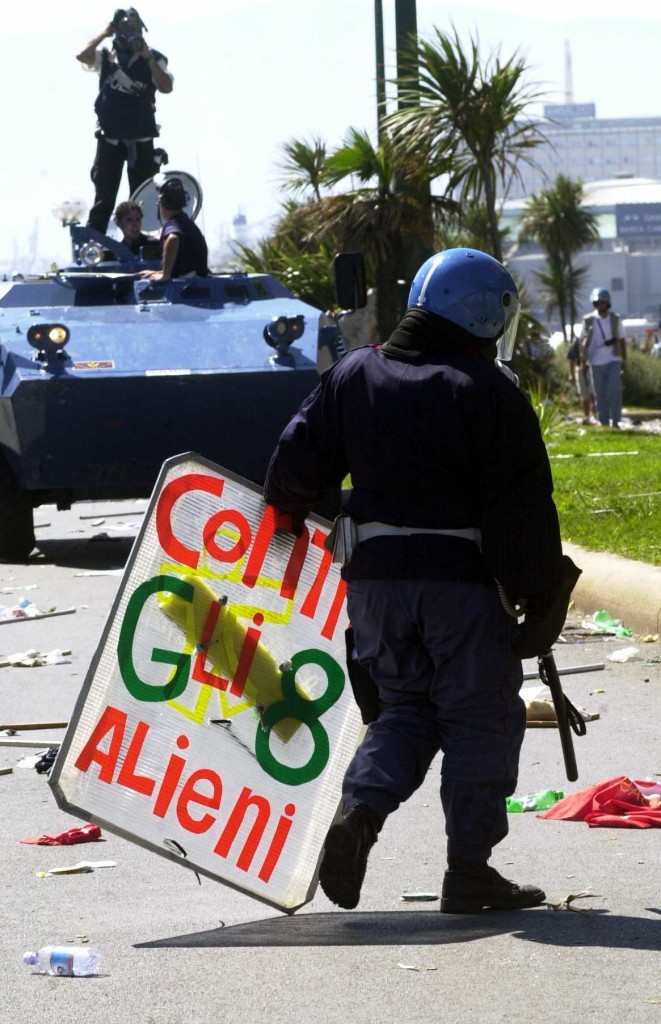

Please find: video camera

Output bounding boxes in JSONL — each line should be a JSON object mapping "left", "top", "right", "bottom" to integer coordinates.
{"left": 112, "top": 7, "right": 147, "bottom": 53}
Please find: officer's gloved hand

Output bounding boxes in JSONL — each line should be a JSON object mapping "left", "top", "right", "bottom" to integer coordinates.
{"left": 269, "top": 507, "right": 307, "bottom": 537}
{"left": 511, "top": 555, "right": 582, "bottom": 660}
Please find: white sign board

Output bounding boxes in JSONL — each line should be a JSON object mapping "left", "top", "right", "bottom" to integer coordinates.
{"left": 50, "top": 453, "right": 363, "bottom": 912}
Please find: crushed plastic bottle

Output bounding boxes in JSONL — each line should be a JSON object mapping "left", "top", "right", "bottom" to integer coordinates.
{"left": 592, "top": 610, "right": 633, "bottom": 638}
{"left": 23, "top": 945, "right": 101, "bottom": 976}
{"left": 607, "top": 646, "right": 639, "bottom": 663}
{"left": 506, "top": 789, "right": 565, "bottom": 813}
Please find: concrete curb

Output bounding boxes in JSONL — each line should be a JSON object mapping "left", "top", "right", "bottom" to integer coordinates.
{"left": 564, "top": 540, "right": 661, "bottom": 637}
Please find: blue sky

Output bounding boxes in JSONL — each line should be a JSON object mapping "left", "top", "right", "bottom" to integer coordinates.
{"left": 5, "top": 0, "right": 661, "bottom": 270}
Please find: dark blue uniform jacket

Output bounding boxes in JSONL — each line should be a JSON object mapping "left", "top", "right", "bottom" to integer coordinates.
{"left": 264, "top": 341, "right": 563, "bottom": 601}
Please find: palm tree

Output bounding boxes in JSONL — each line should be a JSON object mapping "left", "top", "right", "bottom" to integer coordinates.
{"left": 388, "top": 26, "right": 546, "bottom": 262}
{"left": 264, "top": 127, "right": 456, "bottom": 340}
{"left": 519, "top": 175, "right": 599, "bottom": 339}
{"left": 306, "top": 126, "right": 457, "bottom": 339}
{"left": 276, "top": 136, "right": 329, "bottom": 204}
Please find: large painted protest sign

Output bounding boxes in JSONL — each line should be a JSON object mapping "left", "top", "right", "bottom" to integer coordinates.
{"left": 50, "top": 453, "right": 363, "bottom": 912}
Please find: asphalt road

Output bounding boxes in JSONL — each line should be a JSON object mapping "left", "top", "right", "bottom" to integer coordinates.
{"left": 1, "top": 501, "right": 660, "bottom": 1024}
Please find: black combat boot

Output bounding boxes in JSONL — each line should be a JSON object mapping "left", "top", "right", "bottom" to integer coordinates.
{"left": 440, "top": 859, "right": 546, "bottom": 914}
{"left": 319, "top": 803, "right": 381, "bottom": 910}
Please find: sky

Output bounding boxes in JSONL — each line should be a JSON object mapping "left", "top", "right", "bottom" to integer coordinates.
{"left": 5, "top": 0, "right": 661, "bottom": 271}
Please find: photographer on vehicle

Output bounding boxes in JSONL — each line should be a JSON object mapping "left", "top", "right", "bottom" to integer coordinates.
{"left": 77, "top": 8, "right": 174, "bottom": 234}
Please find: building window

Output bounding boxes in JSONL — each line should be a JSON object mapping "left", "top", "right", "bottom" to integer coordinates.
{"left": 611, "top": 278, "right": 624, "bottom": 292}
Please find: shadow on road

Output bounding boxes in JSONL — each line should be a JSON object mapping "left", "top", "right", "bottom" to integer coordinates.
{"left": 136, "top": 908, "right": 661, "bottom": 950}
{"left": 29, "top": 536, "right": 135, "bottom": 572}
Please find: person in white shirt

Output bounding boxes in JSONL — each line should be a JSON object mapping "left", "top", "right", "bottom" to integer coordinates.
{"left": 579, "top": 287, "right": 627, "bottom": 427}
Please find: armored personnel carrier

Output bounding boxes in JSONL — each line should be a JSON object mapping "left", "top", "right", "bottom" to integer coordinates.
{"left": 0, "top": 173, "right": 360, "bottom": 560}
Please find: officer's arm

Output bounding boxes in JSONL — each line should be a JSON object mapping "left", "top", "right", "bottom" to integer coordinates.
{"left": 479, "top": 385, "right": 563, "bottom": 601}
{"left": 76, "top": 25, "right": 113, "bottom": 66}
{"left": 141, "top": 46, "right": 174, "bottom": 93}
{"left": 264, "top": 370, "right": 347, "bottom": 520}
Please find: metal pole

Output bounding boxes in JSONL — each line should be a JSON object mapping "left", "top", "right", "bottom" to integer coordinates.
{"left": 374, "top": 0, "right": 386, "bottom": 141}
{"left": 395, "top": 0, "right": 418, "bottom": 110}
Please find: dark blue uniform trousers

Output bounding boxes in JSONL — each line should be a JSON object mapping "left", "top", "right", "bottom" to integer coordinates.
{"left": 344, "top": 579, "right": 525, "bottom": 863}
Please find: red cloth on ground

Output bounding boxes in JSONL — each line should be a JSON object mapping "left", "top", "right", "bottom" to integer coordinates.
{"left": 538, "top": 776, "right": 661, "bottom": 828}
{"left": 20, "top": 823, "right": 102, "bottom": 845}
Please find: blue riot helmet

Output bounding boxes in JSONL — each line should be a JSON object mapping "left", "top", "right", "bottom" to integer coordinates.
{"left": 591, "top": 287, "right": 611, "bottom": 307}
{"left": 407, "top": 248, "right": 521, "bottom": 360}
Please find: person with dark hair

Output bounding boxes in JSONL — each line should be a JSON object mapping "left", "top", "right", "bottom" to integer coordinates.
{"left": 264, "top": 248, "right": 567, "bottom": 914}
{"left": 77, "top": 8, "right": 174, "bottom": 234}
{"left": 112, "top": 200, "right": 158, "bottom": 255}
{"left": 143, "top": 178, "right": 209, "bottom": 281}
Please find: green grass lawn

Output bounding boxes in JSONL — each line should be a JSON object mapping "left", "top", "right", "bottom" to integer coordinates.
{"left": 547, "top": 424, "right": 661, "bottom": 566}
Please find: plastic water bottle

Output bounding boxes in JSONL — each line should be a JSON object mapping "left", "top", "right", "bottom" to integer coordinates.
{"left": 23, "top": 945, "right": 101, "bottom": 976}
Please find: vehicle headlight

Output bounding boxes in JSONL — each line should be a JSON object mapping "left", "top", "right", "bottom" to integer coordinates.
{"left": 28, "top": 323, "right": 70, "bottom": 359}
{"left": 80, "top": 241, "right": 105, "bottom": 267}
{"left": 263, "top": 315, "right": 305, "bottom": 352}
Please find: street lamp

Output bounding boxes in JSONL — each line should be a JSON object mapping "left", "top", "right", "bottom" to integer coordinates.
{"left": 51, "top": 199, "right": 88, "bottom": 228}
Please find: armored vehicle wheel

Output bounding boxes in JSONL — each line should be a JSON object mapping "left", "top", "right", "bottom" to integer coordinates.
{"left": 0, "top": 455, "right": 35, "bottom": 561}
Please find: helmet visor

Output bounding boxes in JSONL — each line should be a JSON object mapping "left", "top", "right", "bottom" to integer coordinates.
{"left": 495, "top": 292, "right": 521, "bottom": 361}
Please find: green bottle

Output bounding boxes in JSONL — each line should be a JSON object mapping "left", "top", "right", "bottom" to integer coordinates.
{"left": 506, "top": 789, "right": 564, "bottom": 813}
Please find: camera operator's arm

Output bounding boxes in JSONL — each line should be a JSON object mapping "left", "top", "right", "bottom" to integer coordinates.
{"left": 140, "top": 45, "right": 174, "bottom": 93}
{"left": 76, "top": 24, "right": 115, "bottom": 66}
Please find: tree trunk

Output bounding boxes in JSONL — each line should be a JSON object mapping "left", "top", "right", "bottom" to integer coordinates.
{"left": 375, "top": 243, "right": 404, "bottom": 342}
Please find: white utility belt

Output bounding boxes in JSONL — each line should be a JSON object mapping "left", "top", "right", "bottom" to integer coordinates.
{"left": 355, "top": 522, "right": 481, "bottom": 546}
{"left": 326, "top": 516, "right": 481, "bottom": 566}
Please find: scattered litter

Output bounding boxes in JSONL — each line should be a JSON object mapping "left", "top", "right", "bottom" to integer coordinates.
{"left": 0, "top": 649, "right": 71, "bottom": 668}
{"left": 73, "top": 569, "right": 123, "bottom": 577}
{"left": 34, "top": 747, "right": 59, "bottom": 774}
{"left": 79, "top": 510, "right": 144, "bottom": 519}
{"left": 590, "top": 688, "right": 606, "bottom": 694}
{"left": 21, "top": 823, "right": 102, "bottom": 846}
{"left": 90, "top": 519, "right": 105, "bottom": 526}
{"left": 0, "top": 598, "right": 43, "bottom": 620}
{"left": 539, "top": 776, "right": 661, "bottom": 827}
{"left": 507, "top": 789, "right": 564, "bottom": 813}
{"left": 525, "top": 696, "right": 599, "bottom": 727}
{"left": 546, "top": 889, "right": 601, "bottom": 912}
{"left": 646, "top": 655, "right": 661, "bottom": 664}
{"left": 582, "top": 610, "right": 633, "bottom": 638}
{"left": 397, "top": 963, "right": 421, "bottom": 972}
{"left": 642, "top": 635, "right": 659, "bottom": 643}
{"left": 0, "top": 721, "right": 67, "bottom": 732}
{"left": 38, "top": 860, "right": 116, "bottom": 877}
{"left": 24, "top": 944, "right": 101, "bottom": 976}
{"left": 1, "top": 585, "right": 38, "bottom": 594}
{"left": 0, "top": 737, "right": 61, "bottom": 749}
{"left": 0, "top": 767, "right": 13, "bottom": 776}
{"left": 523, "top": 661, "right": 604, "bottom": 680}
{"left": 400, "top": 891, "right": 439, "bottom": 902}
{"left": 0, "top": 601, "right": 76, "bottom": 624}
{"left": 14, "top": 750, "right": 51, "bottom": 770}
{"left": 607, "top": 646, "right": 640, "bottom": 663}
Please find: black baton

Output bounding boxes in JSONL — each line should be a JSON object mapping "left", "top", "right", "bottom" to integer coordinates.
{"left": 537, "top": 651, "right": 586, "bottom": 783}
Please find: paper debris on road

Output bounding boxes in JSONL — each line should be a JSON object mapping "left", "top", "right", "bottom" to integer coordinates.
{"left": 0, "top": 649, "right": 71, "bottom": 668}
{"left": 0, "top": 600, "right": 76, "bottom": 623}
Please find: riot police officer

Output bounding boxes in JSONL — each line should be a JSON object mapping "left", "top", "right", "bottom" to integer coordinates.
{"left": 264, "top": 248, "right": 566, "bottom": 913}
